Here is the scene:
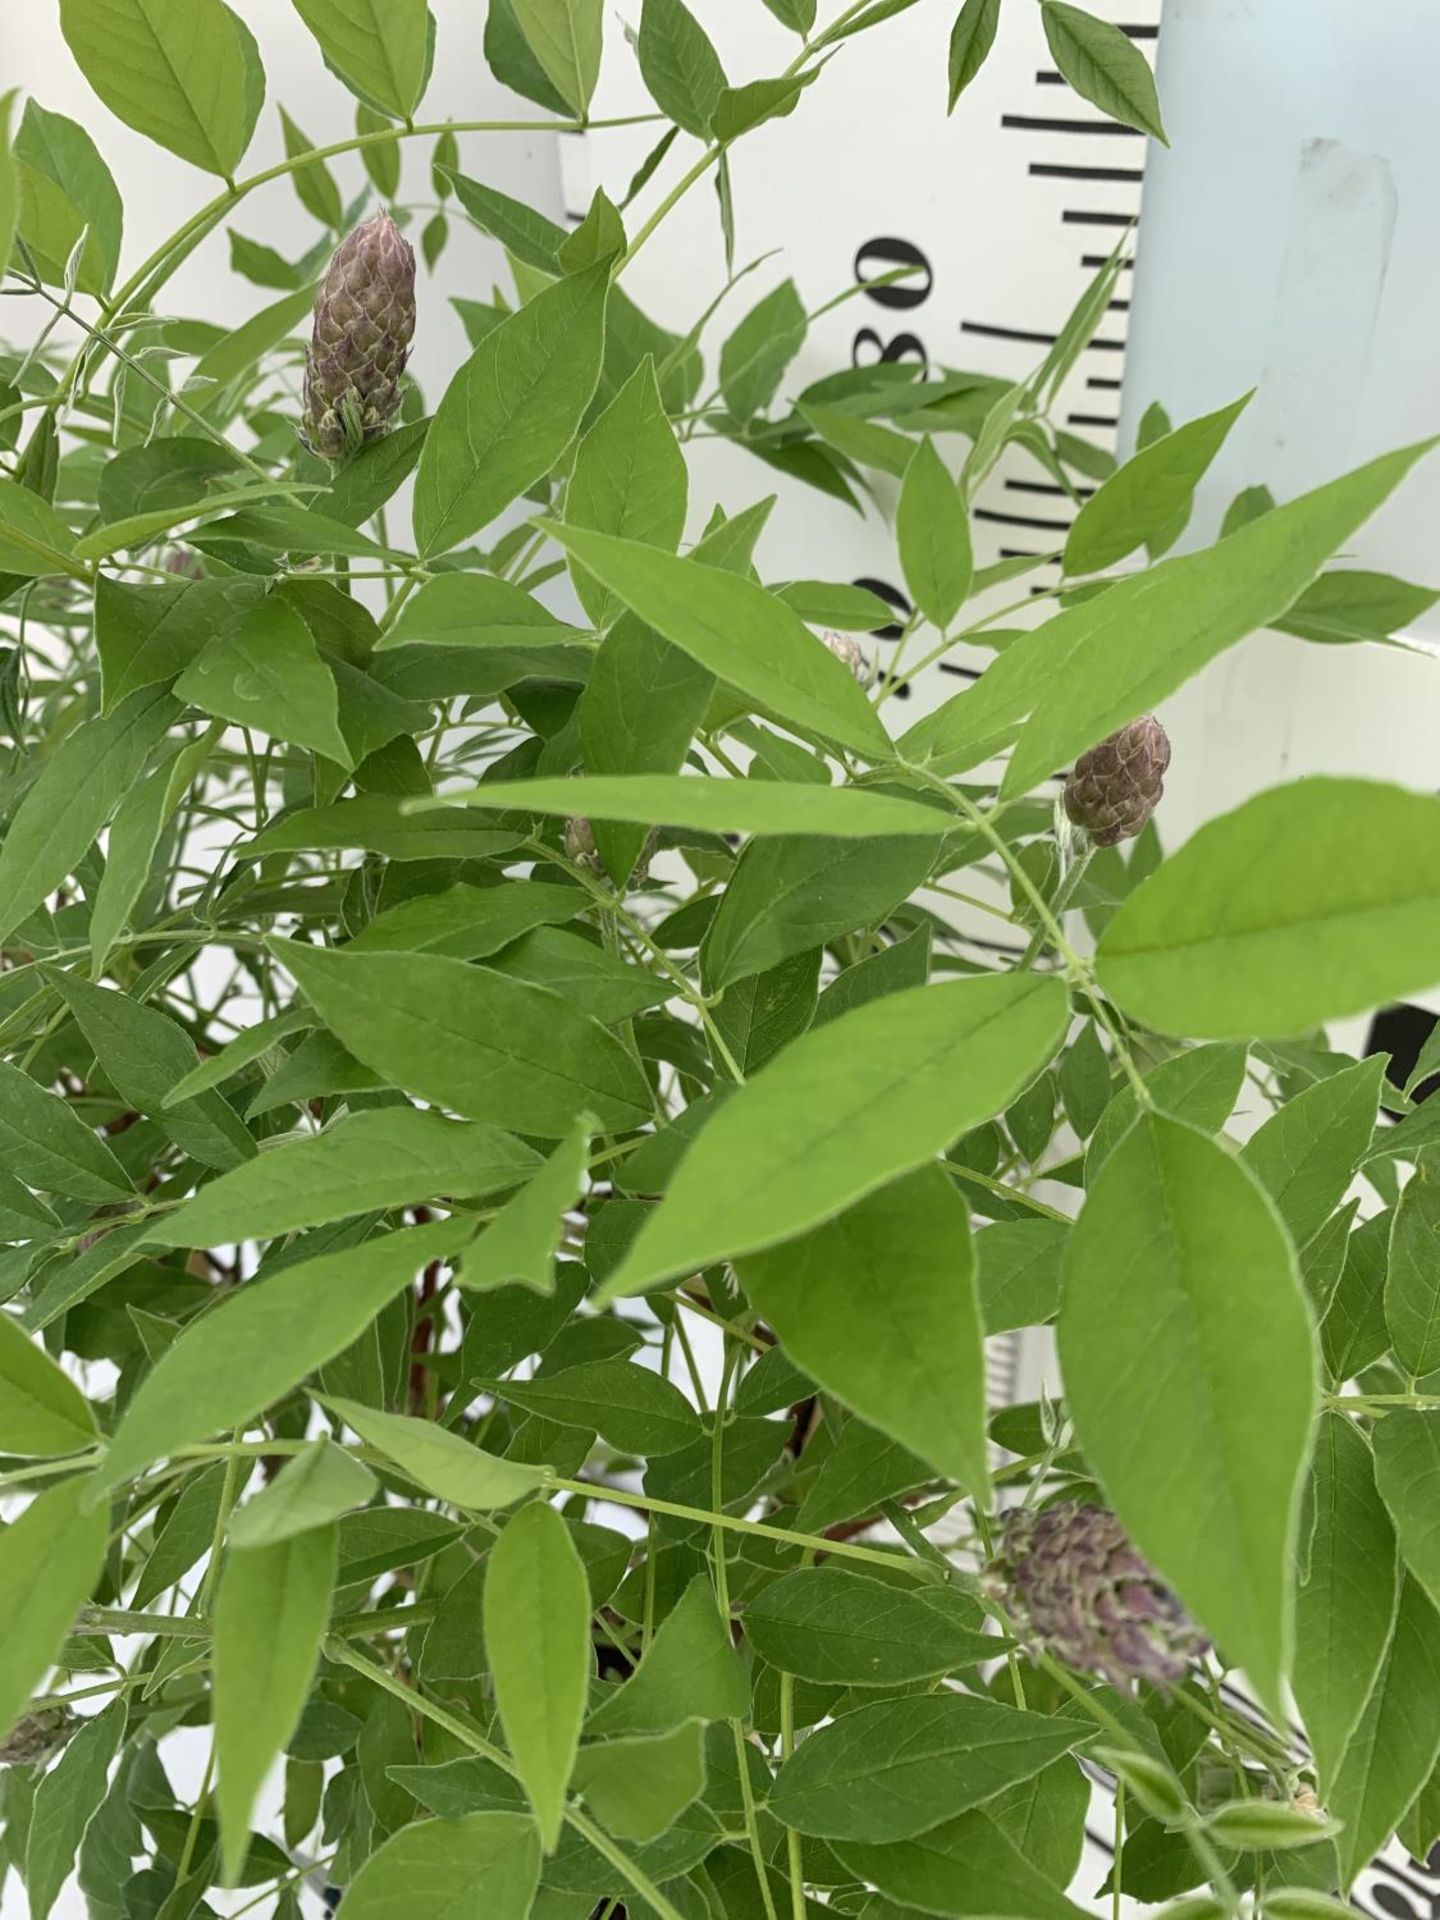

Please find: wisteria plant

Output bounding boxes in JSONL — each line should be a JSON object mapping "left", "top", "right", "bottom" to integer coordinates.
{"left": 0, "top": 3, "right": 1438, "bottom": 1917}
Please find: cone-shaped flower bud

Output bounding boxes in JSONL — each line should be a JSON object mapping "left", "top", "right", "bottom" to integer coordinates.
{"left": 986, "top": 1501, "right": 1209, "bottom": 1689}
{"left": 1063, "top": 714, "right": 1171, "bottom": 847}
{"left": 0, "top": 1706, "right": 74, "bottom": 1767}
{"left": 300, "top": 211, "right": 416, "bottom": 461}
{"left": 821, "top": 630, "right": 872, "bottom": 685}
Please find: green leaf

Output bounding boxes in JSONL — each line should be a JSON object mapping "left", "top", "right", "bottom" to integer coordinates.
{"left": 1385, "top": 1173, "right": 1440, "bottom": 1377}
{"left": 25, "top": 1697, "right": 126, "bottom": 1920}
{"left": 0, "top": 681, "right": 177, "bottom": 945}
{"left": 1064, "top": 394, "right": 1251, "bottom": 576}
{"left": 341, "top": 1811, "right": 541, "bottom": 1920}
{"left": 489, "top": 927, "right": 668, "bottom": 1026}
{"left": 215, "top": 1523, "right": 336, "bottom": 1882}
{"left": 94, "top": 576, "right": 254, "bottom": 709}
{"left": 1329, "top": 1574, "right": 1440, "bottom": 1887}
{"left": 291, "top": 0, "right": 431, "bottom": 117}
{"left": 48, "top": 973, "right": 256, "bottom": 1173}
{"left": 948, "top": 0, "right": 1001, "bottom": 110}
{"left": 487, "top": 1358, "right": 703, "bottom": 1456}
{"left": 744, "top": 1568, "right": 995, "bottom": 1685}
{"left": 176, "top": 595, "right": 349, "bottom": 766}
{"left": 0, "top": 1476, "right": 108, "bottom": 1742}
{"left": 572, "top": 1722, "right": 706, "bottom": 1842}
{"left": 0, "top": 478, "right": 82, "bottom": 580}
{"left": 0, "top": 1061, "right": 133, "bottom": 1202}
{"left": 13, "top": 100, "right": 123, "bottom": 297}
{"left": 712, "top": 948, "right": 820, "bottom": 1076}
{"left": 835, "top": 1806, "right": 1090, "bottom": 1919}
{"left": 1041, "top": 1, "right": 1167, "bottom": 141}
{"left": 565, "top": 360, "right": 688, "bottom": 626}
{"left": 245, "top": 797, "right": 522, "bottom": 863}
{"left": 710, "top": 71, "right": 815, "bottom": 142}
{"left": 485, "top": 1499, "right": 590, "bottom": 1848}
{"left": 738, "top": 1165, "right": 989, "bottom": 1500}
{"left": 511, "top": 0, "right": 602, "bottom": 115}
{"left": 1059, "top": 1114, "right": 1317, "bottom": 1714}
{"left": 279, "top": 106, "right": 342, "bottom": 228}
{"left": 997, "top": 442, "right": 1436, "bottom": 799}
{"left": 637, "top": 0, "right": 726, "bottom": 136}
{"left": 1277, "top": 566, "right": 1440, "bottom": 646}
{"left": 1086, "top": 1044, "right": 1247, "bottom": 1180}
{"left": 441, "top": 167, "right": 565, "bottom": 270}
{"left": 229, "top": 1439, "right": 378, "bottom": 1549}
{"left": 325, "top": 1398, "right": 550, "bottom": 1509}
{"left": 541, "top": 527, "right": 894, "bottom": 760}
{"left": 269, "top": 940, "right": 653, "bottom": 1137}
{"left": 897, "top": 438, "right": 973, "bottom": 628}
{"left": 1096, "top": 778, "right": 1440, "bottom": 1038}
{"left": 375, "top": 572, "right": 583, "bottom": 651}
{"left": 1241, "top": 1055, "right": 1384, "bottom": 1247}
{"left": 89, "top": 728, "right": 216, "bottom": 973}
{"left": 462, "top": 1117, "right": 589, "bottom": 1293}
{"left": 0, "top": 1172, "right": 57, "bottom": 1244}
{"left": 414, "top": 263, "right": 609, "bottom": 557}
{"left": 1374, "top": 1409, "right": 1440, "bottom": 1621}
{"left": 93, "top": 1217, "right": 474, "bottom": 1496}
{"left": 705, "top": 834, "right": 936, "bottom": 990}
{"left": 151, "top": 1110, "right": 541, "bottom": 1248}
{"left": 588, "top": 1573, "right": 746, "bottom": 1733}
{"left": 132, "top": 1463, "right": 232, "bottom": 1606}
{"left": 192, "top": 283, "right": 316, "bottom": 387}
{"left": 447, "top": 772, "right": 950, "bottom": 838}
{"left": 1204, "top": 1802, "right": 1340, "bottom": 1852}
{"left": 59, "top": 0, "right": 263, "bottom": 177}
{"left": 761, "top": 0, "right": 816, "bottom": 29}
{"left": 976, "top": 1218, "right": 1069, "bottom": 1333}
{"left": 769, "top": 1692, "right": 1083, "bottom": 1842}
{"left": 348, "top": 880, "right": 583, "bottom": 961}
{"left": 0, "top": 1309, "right": 96, "bottom": 1457}
{"left": 720, "top": 280, "right": 807, "bottom": 422}
{"left": 601, "top": 972, "right": 1067, "bottom": 1300}
{"left": 1294, "top": 1413, "right": 1400, "bottom": 1795}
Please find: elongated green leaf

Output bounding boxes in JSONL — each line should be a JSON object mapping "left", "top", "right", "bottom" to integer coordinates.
{"left": 1060, "top": 1114, "right": 1317, "bottom": 1714}
{"left": 215, "top": 1523, "right": 336, "bottom": 1881}
{"left": 25, "top": 1696, "right": 126, "bottom": 1920}
{"left": 0, "top": 1171, "right": 57, "bottom": 1244}
{"left": 512, "top": 0, "right": 602, "bottom": 115}
{"left": 0, "top": 478, "right": 82, "bottom": 580}
{"left": 0, "top": 1476, "right": 108, "bottom": 1740}
{"left": 976, "top": 1218, "right": 1069, "bottom": 1332}
{"left": 291, "top": 0, "right": 430, "bottom": 117}
{"left": 543, "top": 526, "right": 893, "bottom": 761}
{"left": 1242, "top": 1056, "right": 1384, "bottom": 1247}
{"left": 1294, "top": 1413, "right": 1399, "bottom": 1795}
{"left": 565, "top": 359, "right": 687, "bottom": 626}
{"left": 897, "top": 438, "right": 973, "bottom": 629}
{"left": 151, "top": 1110, "right": 540, "bottom": 1248}
{"left": 485, "top": 1499, "right": 590, "bottom": 1849}
{"left": 1065, "top": 394, "right": 1251, "bottom": 575}
{"left": 721, "top": 280, "right": 807, "bottom": 422}
{"left": 130, "top": 1463, "right": 227, "bottom": 1607}
{"left": 94, "top": 1218, "right": 474, "bottom": 1496}
{"left": 0, "top": 1061, "right": 133, "bottom": 1202}
{"left": 164, "top": 1007, "right": 312, "bottom": 1106}
{"left": 229, "top": 1439, "right": 377, "bottom": 1549}
{"left": 245, "top": 797, "right": 521, "bottom": 863}
{"left": 1097, "top": 779, "right": 1440, "bottom": 1037}
{"left": 1329, "top": 1575, "right": 1440, "bottom": 1887}
{"left": 176, "top": 595, "right": 349, "bottom": 767}
{"left": 462, "top": 1117, "right": 588, "bottom": 1293}
{"left": 0, "top": 684, "right": 177, "bottom": 946}
{"left": 704, "top": 833, "right": 937, "bottom": 990}
{"left": 89, "top": 727, "right": 216, "bottom": 973}
{"left": 1374, "top": 1410, "right": 1440, "bottom": 1625}
{"left": 342, "top": 1811, "right": 541, "bottom": 1920}
{"left": 998, "top": 442, "right": 1435, "bottom": 798}
{"left": 279, "top": 105, "right": 342, "bottom": 227}
{"left": 637, "top": 0, "right": 726, "bottom": 135}
{"left": 738, "top": 1164, "right": 989, "bottom": 1500}
{"left": 269, "top": 940, "right": 652, "bottom": 1137}
{"left": 444, "top": 772, "right": 950, "bottom": 838}
{"left": 572, "top": 1722, "right": 705, "bottom": 1842}
{"left": 744, "top": 1568, "right": 995, "bottom": 1685}
{"left": 374, "top": 572, "right": 583, "bottom": 652}
{"left": 326, "top": 1397, "right": 547, "bottom": 1510}
{"left": 351, "top": 882, "right": 583, "bottom": 961}
{"left": 835, "top": 1806, "right": 1090, "bottom": 1920}
{"left": 1041, "top": 1, "right": 1167, "bottom": 141}
{"left": 48, "top": 972, "right": 255, "bottom": 1173}
{"left": 59, "top": 0, "right": 263, "bottom": 177}
{"left": 770, "top": 1692, "right": 1082, "bottom": 1842}
{"left": 1386, "top": 1173, "right": 1440, "bottom": 1377}
{"left": 487, "top": 1356, "right": 701, "bottom": 1456}
{"left": 414, "top": 263, "right": 609, "bottom": 557}
{"left": 0, "top": 1309, "right": 96, "bottom": 1457}
{"left": 588, "top": 1572, "right": 745, "bottom": 1733}
{"left": 602, "top": 972, "right": 1067, "bottom": 1300}
{"left": 13, "top": 99, "right": 123, "bottom": 297}
{"left": 948, "top": 0, "right": 1001, "bottom": 109}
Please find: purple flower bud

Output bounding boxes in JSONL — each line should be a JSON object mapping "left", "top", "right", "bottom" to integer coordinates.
{"left": 1063, "top": 714, "right": 1171, "bottom": 847}
{"left": 300, "top": 211, "right": 416, "bottom": 462}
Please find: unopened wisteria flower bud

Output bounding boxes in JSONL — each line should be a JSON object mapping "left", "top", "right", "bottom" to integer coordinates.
{"left": 985, "top": 1501, "right": 1208, "bottom": 1689}
{"left": 565, "top": 817, "right": 660, "bottom": 886}
{"left": 0, "top": 1705, "right": 74, "bottom": 1767}
{"left": 300, "top": 211, "right": 416, "bottom": 461}
{"left": 821, "top": 630, "right": 872, "bottom": 685}
{"left": 1063, "top": 714, "right": 1171, "bottom": 847}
